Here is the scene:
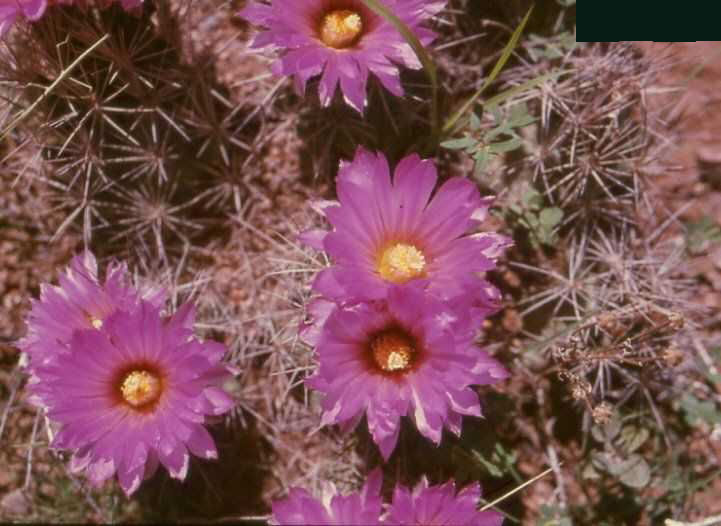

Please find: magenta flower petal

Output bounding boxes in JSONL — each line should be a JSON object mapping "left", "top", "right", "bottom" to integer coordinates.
{"left": 117, "top": 441, "right": 148, "bottom": 495}
{"left": 119, "top": 0, "right": 144, "bottom": 9}
{"left": 299, "top": 297, "right": 337, "bottom": 347}
{"left": 272, "top": 488, "right": 330, "bottom": 525}
{"left": 297, "top": 228, "right": 328, "bottom": 251}
{"left": 306, "top": 285, "right": 508, "bottom": 460}
{"left": 385, "top": 478, "right": 504, "bottom": 526}
{"left": 0, "top": 8, "right": 17, "bottom": 36}
{"left": 271, "top": 468, "right": 383, "bottom": 525}
{"left": 19, "top": 251, "right": 166, "bottom": 370}
{"left": 0, "top": 0, "right": 45, "bottom": 35}
{"left": 185, "top": 425, "right": 219, "bottom": 460}
{"left": 271, "top": 470, "right": 503, "bottom": 526}
{"left": 29, "top": 300, "right": 234, "bottom": 496}
{"left": 300, "top": 148, "right": 511, "bottom": 313}
{"left": 21, "top": 0, "right": 46, "bottom": 19}
{"left": 240, "top": 0, "right": 446, "bottom": 112}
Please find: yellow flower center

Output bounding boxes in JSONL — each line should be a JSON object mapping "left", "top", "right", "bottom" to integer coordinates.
{"left": 378, "top": 243, "right": 426, "bottom": 284}
{"left": 90, "top": 317, "right": 103, "bottom": 329}
{"left": 319, "top": 9, "right": 363, "bottom": 49}
{"left": 371, "top": 331, "right": 415, "bottom": 373}
{"left": 120, "top": 370, "right": 162, "bottom": 408}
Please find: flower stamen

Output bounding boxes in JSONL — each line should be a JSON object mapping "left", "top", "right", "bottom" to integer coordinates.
{"left": 319, "top": 9, "right": 363, "bottom": 49}
{"left": 378, "top": 243, "right": 426, "bottom": 284}
{"left": 371, "top": 331, "right": 414, "bottom": 373}
{"left": 120, "top": 370, "right": 161, "bottom": 408}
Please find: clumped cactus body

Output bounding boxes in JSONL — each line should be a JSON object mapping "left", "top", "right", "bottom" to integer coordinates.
{"left": 2, "top": 2, "right": 260, "bottom": 264}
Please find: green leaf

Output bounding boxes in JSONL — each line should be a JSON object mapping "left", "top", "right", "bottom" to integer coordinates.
{"left": 473, "top": 148, "right": 491, "bottom": 161}
{"left": 521, "top": 188, "right": 543, "bottom": 209}
{"left": 472, "top": 450, "right": 503, "bottom": 478}
{"left": 680, "top": 393, "right": 721, "bottom": 426}
{"left": 508, "top": 101, "right": 532, "bottom": 124}
{"left": 484, "top": 126, "right": 505, "bottom": 142}
{"left": 493, "top": 443, "right": 518, "bottom": 466}
{"left": 473, "top": 151, "right": 490, "bottom": 171}
{"left": 489, "top": 137, "right": 523, "bottom": 154}
{"left": 442, "top": 5, "right": 534, "bottom": 135}
{"left": 620, "top": 426, "right": 650, "bottom": 454}
{"left": 604, "top": 415, "right": 622, "bottom": 441}
{"left": 441, "top": 137, "right": 475, "bottom": 150}
{"left": 593, "top": 452, "right": 651, "bottom": 489}
{"left": 489, "top": 105, "right": 504, "bottom": 123}
{"left": 539, "top": 207, "right": 564, "bottom": 228}
{"left": 707, "top": 371, "right": 721, "bottom": 384}
{"left": 591, "top": 414, "right": 621, "bottom": 443}
{"left": 616, "top": 455, "right": 651, "bottom": 489}
{"left": 469, "top": 111, "right": 482, "bottom": 130}
{"left": 509, "top": 112, "right": 536, "bottom": 129}
{"left": 537, "top": 505, "right": 573, "bottom": 526}
{"left": 526, "top": 31, "right": 577, "bottom": 63}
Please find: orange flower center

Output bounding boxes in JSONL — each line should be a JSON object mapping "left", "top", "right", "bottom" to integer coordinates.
{"left": 319, "top": 9, "right": 363, "bottom": 49}
{"left": 378, "top": 243, "right": 426, "bottom": 284}
{"left": 371, "top": 330, "right": 415, "bottom": 373}
{"left": 120, "top": 370, "right": 161, "bottom": 408}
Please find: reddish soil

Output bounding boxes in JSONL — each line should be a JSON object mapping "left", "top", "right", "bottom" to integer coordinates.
{"left": 636, "top": 41, "right": 721, "bottom": 519}
{"left": 3, "top": 32, "right": 721, "bottom": 523}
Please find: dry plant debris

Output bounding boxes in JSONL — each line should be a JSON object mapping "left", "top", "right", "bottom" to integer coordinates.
{"left": 1, "top": 1, "right": 720, "bottom": 524}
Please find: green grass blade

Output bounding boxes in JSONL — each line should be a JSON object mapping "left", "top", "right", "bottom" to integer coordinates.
{"left": 360, "top": 0, "right": 439, "bottom": 137}
{"left": 442, "top": 5, "right": 534, "bottom": 136}
{"left": 483, "top": 69, "right": 571, "bottom": 110}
